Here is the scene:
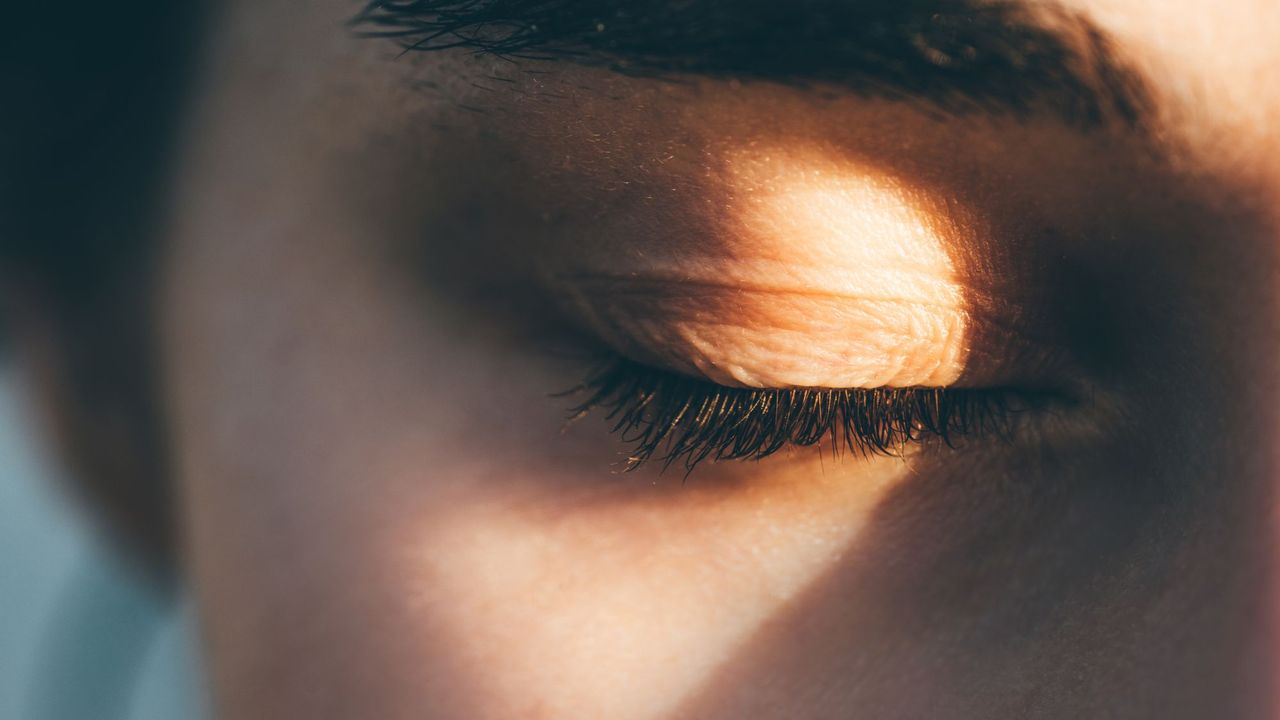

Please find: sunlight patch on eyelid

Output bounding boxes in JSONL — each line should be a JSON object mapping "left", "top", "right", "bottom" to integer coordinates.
{"left": 560, "top": 148, "right": 970, "bottom": 389}
{"left": 720, "top": 147, "right": 968, "bottom": 387}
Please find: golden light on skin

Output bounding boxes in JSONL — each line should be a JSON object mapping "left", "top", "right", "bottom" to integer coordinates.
{"left": 397, "top": 448, "right": 909, "bottom": 720}
{"left": 558, "top": 146, "right": 969, "bottom": 389}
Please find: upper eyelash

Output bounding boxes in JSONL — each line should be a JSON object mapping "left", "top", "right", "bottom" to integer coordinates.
{"left": 563, "top": 357, "right": 1019, "bottom": 473}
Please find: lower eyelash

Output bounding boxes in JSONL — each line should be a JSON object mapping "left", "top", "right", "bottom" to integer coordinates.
{"left": 562, "top": 358, "right": 1021, "bottom": 472}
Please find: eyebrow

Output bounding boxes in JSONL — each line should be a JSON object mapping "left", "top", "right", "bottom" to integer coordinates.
{"left": 354, "top": 0, "right": 1152, "bottom": 131}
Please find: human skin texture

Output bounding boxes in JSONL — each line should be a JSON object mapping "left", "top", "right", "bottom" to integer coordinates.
{"left": 161, "top": 0, "right": 1280, "bottom": 717}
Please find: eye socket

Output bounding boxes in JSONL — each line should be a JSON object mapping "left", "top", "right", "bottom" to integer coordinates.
{"left": 563, "top": 357, "right": 1032, "bottom": 473}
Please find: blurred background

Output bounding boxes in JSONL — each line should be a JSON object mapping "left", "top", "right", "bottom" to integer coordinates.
{"left": 0, "top": 364, "right": 208, "bottom": 719}
{"left": 1, "top": 2, "right": 211, "bottom": 717}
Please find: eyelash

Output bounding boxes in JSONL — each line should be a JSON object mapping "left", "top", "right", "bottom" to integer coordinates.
{"left": 563, "top": 357, "right": 1023, "bottom": 472}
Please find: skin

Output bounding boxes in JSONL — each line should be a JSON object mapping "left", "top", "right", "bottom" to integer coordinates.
{"left": 65, "top": 0, "right": 1280, "bottom": 716}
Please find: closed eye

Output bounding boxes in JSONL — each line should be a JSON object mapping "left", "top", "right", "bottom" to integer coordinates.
{"left": 562, "top": 357, "right": 1030, "bottom": 473}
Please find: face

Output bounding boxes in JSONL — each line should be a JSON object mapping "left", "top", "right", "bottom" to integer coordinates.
{"left": 159, "top": 0, "right": 1280, "bottom": 716}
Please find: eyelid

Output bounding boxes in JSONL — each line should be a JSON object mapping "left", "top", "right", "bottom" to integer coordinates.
{"left": 537, "top": 146, "right": 991, "bottom": 390}
{"left": 530, "top": 139, "right": 1074, "bottom": 394}
{"left": 546, "top": 261, "right": 1077, "bottom": 397}
{"left": 550, "top": 264, "right": 970, "bottom": 390}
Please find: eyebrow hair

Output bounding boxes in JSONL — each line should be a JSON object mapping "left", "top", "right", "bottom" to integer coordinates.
{"left": 354, "top": 0, "right": 1152, "bottom": 130}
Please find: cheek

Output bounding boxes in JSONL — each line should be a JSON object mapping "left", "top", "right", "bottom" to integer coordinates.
{"left": 390, "top": 452, "right": 901, "bottom": 718}
{"left": 164, "top": 226, "right": 911, "bottom": 718}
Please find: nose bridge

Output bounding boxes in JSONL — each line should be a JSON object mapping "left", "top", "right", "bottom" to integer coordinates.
{"left": 1144, "top": 70, "right": 1280, "bottom": 719}
{"left": 1220, "top": 139, "right": 1280, "bottom": 718}
{"left": 1263, "top": 173, "right": 1280, "bottom": 719}
{"left": 1163, "top": 190, "right": 1280, "bottom": 716}
{"left": 1213, "top": 139, "right": 1280, "bottom": 719}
